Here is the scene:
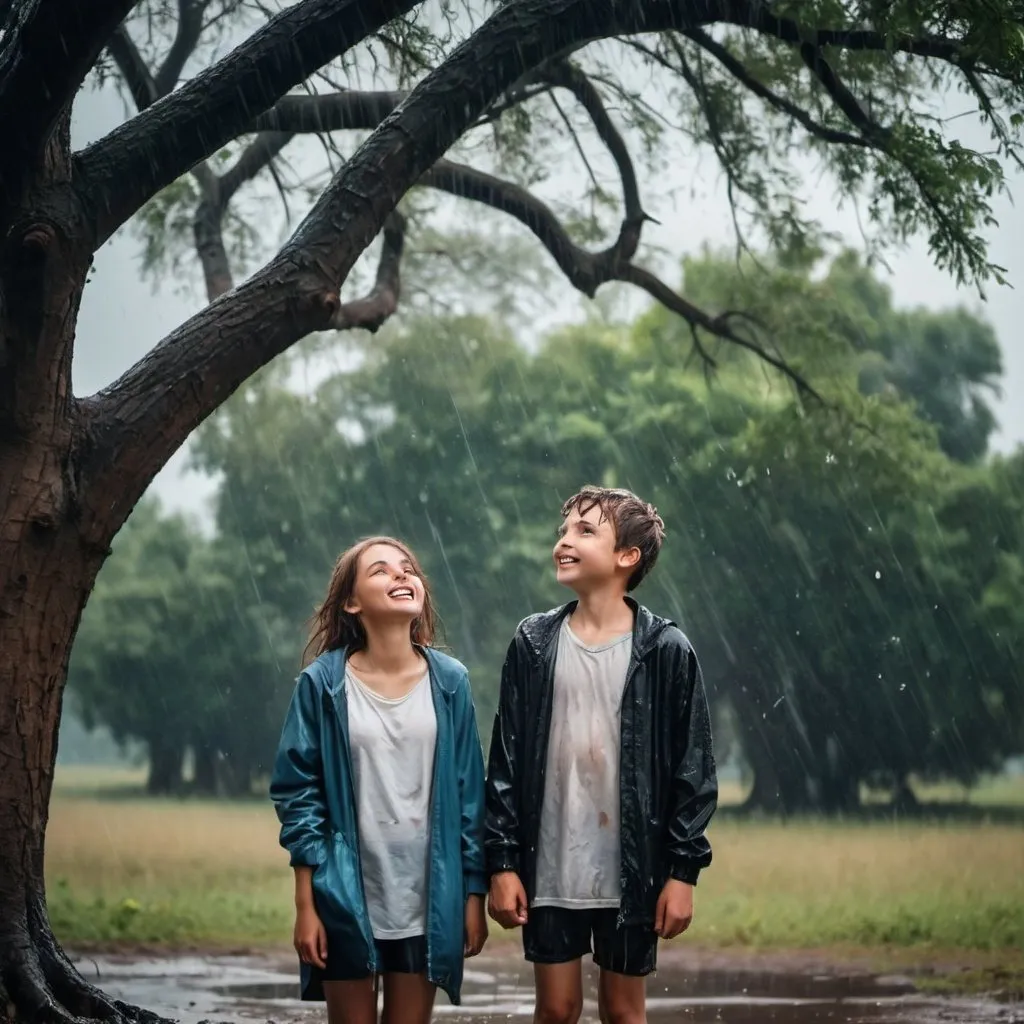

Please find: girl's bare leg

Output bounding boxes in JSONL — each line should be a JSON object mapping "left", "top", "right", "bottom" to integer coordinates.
{"left": 324, "top": 978, "right": 378, "bottom": 1024}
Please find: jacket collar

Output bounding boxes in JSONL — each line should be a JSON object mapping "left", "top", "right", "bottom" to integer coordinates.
{"left": 521, "top": 596, "right": 670, "bottom": 662}
{"left": 310, "top": 645, "right": 458, "bottom": 698}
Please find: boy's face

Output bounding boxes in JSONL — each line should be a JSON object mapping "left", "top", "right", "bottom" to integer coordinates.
{"left": 553, "top": 502, "right": 639, "bottom": 594}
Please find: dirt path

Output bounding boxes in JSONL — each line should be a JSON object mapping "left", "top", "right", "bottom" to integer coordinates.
{"left": 70, "top": 949, "right": 1023, "bottom": 1024}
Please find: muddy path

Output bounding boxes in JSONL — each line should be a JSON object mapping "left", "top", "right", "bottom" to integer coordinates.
{"left": 69, "top": 950, "right": 1023, "bottom": 1024}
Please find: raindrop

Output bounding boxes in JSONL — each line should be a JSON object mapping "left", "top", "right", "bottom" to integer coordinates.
{"left": 899, "top": 683, "right": 907, "bottom": 691}
{"left": 874, "top": 570, "right": 882, "bottom": 579}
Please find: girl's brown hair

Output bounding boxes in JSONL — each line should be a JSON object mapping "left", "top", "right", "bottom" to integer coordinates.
{"left": 303, "top": 536, "right": 438, "bottom": 665}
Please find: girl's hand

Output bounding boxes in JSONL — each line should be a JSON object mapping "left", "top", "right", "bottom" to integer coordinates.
{"left": 464, "top": 894, "right": 488, "bottom": 958}
{"left": 294, "top": 903, "right": 328, "bottom": 968}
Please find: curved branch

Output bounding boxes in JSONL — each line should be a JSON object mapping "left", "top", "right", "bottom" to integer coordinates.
{"left": 330, "top": 212, "right": 406, "bottom": 331}
{"left": 541, "top": 60, "right": 645, "bottom": 222}
{"left": 421, "top": 160, "right": 642, "bottom": 297}
{"left": 75, "top": 0, "right": 424, "bottom": 248}
{"left": 0, "top": 0, "right": 138, "bottom": 205}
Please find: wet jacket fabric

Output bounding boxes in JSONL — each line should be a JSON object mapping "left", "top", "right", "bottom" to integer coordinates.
{"left": 484, "top": 599, "right": 718, "bottom": 926}
{"left": 270, "top": 646, "right": 487, "bottom": 1004}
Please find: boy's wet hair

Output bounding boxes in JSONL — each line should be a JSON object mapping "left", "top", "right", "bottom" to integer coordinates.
{"left": 561, "top": 485, "right": 666, "bottom": 591}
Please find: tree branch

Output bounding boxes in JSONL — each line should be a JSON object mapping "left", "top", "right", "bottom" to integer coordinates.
{"left": 74, "top": 0, "right": 424, "bottom": 248}
{"left": 742, "top": 7, "right": 988, "bottom": 69}
{"left": 421, "top": 159, "right": 641, "bottom": 297}
{"left": 251, "top": 91, "right": 406, "bottom": 133}
{"left": 541, "top": 59, "right": 646, "bottom": 223}
{"left": 106, "top": 27, "right": 160, "bottom": 111}
{"left": 154, "top": 0, "right": 208, "bottom": 96}
{"left": 682, "top": 28, "right": 870, "bottom": 149}
{"left": 418, "top": 157, "right": 817, "bottom": 398}
{"left": 616, "top": 263, "right": 819, "bottom": 399}
{"left": 0, "top": 0, "right": 139, "bottom": 206}
{"left": 219, "top": 131, "right": 294, "bottom": 207}
{"left": 330, "top": 212, "right": 406, "bottom": 331}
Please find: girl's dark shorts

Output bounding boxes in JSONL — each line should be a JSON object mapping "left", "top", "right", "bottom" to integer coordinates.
{"left": 322, "top": 934, "right": 427, "bottom": 981}
{"left": 523, "top": 906, "right": 658, "bottom": 977}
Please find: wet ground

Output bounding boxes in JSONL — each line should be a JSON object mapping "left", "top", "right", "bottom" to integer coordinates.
{"left": 71, "top": 951, "right": 1022, "bottom": 1024}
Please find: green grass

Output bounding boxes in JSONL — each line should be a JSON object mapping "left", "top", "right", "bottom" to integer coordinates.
{"left": 47, "top": 765, "right": 1024, "bottom": 960}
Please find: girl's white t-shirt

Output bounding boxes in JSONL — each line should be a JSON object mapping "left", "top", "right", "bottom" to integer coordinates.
{"left": 346, "top": 667, "right": 436, "bottom": 940}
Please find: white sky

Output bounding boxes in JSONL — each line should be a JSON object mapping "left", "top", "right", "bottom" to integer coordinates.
{"left": 70, "top": 55, "right": 1024, "bottom": 525}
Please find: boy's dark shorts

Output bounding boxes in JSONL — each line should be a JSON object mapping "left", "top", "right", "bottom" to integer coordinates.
{"left": 322, "top": 933, "right": 427, "bottom": 980}
{"left": 523, "top": 906, "right": 657, "bottom": 977}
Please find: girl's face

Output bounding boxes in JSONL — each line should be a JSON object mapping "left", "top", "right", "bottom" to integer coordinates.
{"left": 343, "top": 542, "right": 426, "bottom": 626}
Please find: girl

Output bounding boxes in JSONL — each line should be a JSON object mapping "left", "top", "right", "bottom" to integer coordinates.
{"left": 270, "top": 536, "right": 488, "bottom": 1024}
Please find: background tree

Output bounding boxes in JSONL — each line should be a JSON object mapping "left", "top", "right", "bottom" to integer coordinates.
{"left": 72, "top": 249, "right": 1015, "bottom": 815}
{"left": 3, "top": 0, "right": 1024, "bottom": 1019}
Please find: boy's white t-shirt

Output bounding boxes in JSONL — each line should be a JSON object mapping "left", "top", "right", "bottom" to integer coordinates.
{"left": 346, "top": 668, "right": 436, "bottom": 939}
{"left": 532, "top": 618, "right": 632, "bottom": 909}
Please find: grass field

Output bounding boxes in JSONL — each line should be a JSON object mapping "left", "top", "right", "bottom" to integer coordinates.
{"left": 46, "top": 765, "right": 1024, "bottom": 962}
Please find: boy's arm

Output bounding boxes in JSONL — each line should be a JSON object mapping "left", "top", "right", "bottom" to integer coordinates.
{"left": 453, "top": 669, "right": 488, "bottom": 897}
{"left": 484, "top": 635, "right": 525, "bottom": 876}
{"left": 269, "top": 673, "right": 330, "bottom": 869}
{"left": 665, "top": 644, "right": 718, "bottom": 885}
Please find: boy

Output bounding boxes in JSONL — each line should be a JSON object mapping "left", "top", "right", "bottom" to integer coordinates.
{"left": 484, "top": 485, "right": 717, "bottom": 1024}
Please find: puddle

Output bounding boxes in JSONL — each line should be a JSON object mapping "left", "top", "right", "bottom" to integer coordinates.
{"left": 71, "top": 952, "right": 1015, "bottom": 1024}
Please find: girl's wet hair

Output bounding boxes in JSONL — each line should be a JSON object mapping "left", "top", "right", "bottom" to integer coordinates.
{"left": 304, "top": 536, "right": 438, "bottom": 664}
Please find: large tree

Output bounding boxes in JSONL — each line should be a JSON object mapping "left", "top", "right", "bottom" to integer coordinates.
{"left": 1, "top": 0, "right": 1023, "bottom": 1019}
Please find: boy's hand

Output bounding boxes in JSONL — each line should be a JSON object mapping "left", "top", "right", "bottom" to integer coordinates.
{"left": 487, "top": 871, "right": 529, "bottom": 929}
{"left": 654, "top": 878, "right": 693, "bottom": 939}
{"left": 294, "top": 903, "right": 328, "bottom": 968}
{"left": 464, "top": 894, "right": 488, "bottom": 957}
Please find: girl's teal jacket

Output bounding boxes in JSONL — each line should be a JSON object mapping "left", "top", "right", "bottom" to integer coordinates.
{"left": 269, "top": 646, "right": 487, "bottom": 1004}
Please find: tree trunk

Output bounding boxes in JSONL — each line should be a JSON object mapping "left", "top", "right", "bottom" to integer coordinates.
{"left": 191, "top": 743, "right": 219, "bottom": 796}
{"left": 0, "top": 122, "right": 168, "bottom": 1022}
{"left": 0, "top": 507, "right": 140, "bottom": 1023}
{"left": 145, "top": 743, "right": 183, "bottom": 796}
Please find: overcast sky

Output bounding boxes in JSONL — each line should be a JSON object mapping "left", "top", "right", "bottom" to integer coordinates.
{"left": 70, "top": 69, "right": 1024, "bottom": 525}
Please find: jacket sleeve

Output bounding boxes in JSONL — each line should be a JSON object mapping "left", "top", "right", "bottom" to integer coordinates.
{"left": 269, "top": 671, "right": 329, "bottom": 869}
{"left": 666, "top": 645, "right": 718, "bottom": 885}
{"left": 484, "top": 635, "right": 524, "bottom": 877}
{"left": 454, "top": 670, "right": 488, "bottom": 897}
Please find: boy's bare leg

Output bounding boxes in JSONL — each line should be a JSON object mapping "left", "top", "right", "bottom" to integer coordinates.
{"left": 534, "top": 961, "right": 585, "bottom": 1024}
{"left": 597, "top": 968, "right": 647, "bottom": 1024}
{"left": 323, "top": 978, "right": 377, "bottom": 1024}
{"left": 381, "top": 971, "right": 436, "bottom": 1024}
